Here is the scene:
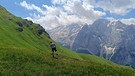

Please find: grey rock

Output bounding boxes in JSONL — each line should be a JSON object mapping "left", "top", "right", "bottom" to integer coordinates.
{"left": 72, "top": 19, "right": 135, "bottom": 67}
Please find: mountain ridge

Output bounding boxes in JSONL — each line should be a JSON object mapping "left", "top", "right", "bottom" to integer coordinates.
{"left": 72, "top": 19, "right": 135, "bottom": 67}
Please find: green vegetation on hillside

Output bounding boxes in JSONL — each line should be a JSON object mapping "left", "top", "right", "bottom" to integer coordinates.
{"left": 0, "top": 5, "right": 135, "bottom": 76}
{"left": 0, "top": 47, "right": 135, "bottom": 76}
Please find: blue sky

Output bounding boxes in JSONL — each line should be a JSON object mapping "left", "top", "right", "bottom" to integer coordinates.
{"left": 0, "top": 0, "right": 52, "bottom": 17}
{"left": 0, "top": 0, "right": 135, "bottom": 30}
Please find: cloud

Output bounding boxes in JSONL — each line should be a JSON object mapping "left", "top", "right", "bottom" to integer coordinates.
{"left": 121, "top": 18, "right": 135, "bottom": 25}
{"left": 20, "top": 1, "right": 45, "bottom": 15}
{"left": 52, "top": 0, "right": 67, "bottom": 5}
{"left": 94, "top": 0, "right": 135, "bottom": 15}
{"left": 20, "top": 0, "right": 105, "bottom": 30}
{"left": 20, "top": 0, "right": 135, "bottom": 30}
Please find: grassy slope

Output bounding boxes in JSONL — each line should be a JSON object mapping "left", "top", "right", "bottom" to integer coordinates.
{"left": 0, "top": 5, "right": 135, "bottom": 76}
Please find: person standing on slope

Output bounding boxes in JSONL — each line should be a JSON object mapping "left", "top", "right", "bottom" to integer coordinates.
{"left": 50, "top": 42, "right": 58, "bottom": 57}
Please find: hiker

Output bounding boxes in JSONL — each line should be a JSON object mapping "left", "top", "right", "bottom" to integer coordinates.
{"left": 50, "top": 42, "right": 58, "bottom": 57}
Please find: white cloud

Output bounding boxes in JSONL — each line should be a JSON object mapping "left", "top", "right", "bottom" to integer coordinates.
{"left": 52, "top": 0, "right": 67, "bottom": 5}
{"left": 94, "top": 0, "right": 135, "bottom": 15}
{"left": 20, "top": 1, "right": 45, "bottom": 15}
{"left": 121, "top": 18, "right": 135, "bottom": 25}
{"left": 20, "top": 0, "right": 135, "bottom": 30}
{"left": 20, "top": 0, "right": 106, "bottom": 30}
{"left": 42, "top": 5, "right": 61, "bottom": 16}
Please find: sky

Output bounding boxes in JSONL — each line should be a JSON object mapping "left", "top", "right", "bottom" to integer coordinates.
{"left": 0, "top": 0, "right": 135, "bottom": 30}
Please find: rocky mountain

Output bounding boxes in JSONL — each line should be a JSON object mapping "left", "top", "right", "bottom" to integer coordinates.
{"left": 72, "top": 19, "right": 135, "bottom": 67}
{"left": 48, "top": 23, "right": 82, "bottom": 49}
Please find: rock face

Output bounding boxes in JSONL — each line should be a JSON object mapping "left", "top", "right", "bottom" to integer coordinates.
{"left": 48, "top": 23, "right": 82, "bottom": 49}
{"left": 72, "top": 19, "right": 135, "bottom": 67}
{"left": 16, "top": 28, "right": 23, "bottom": 32}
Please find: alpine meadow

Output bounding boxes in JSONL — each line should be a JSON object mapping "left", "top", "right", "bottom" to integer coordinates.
{"left": 0, "top": 5, "right": 135, "bottom": 76}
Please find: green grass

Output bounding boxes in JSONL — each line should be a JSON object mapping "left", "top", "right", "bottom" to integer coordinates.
{"left": 0, "top": 47, "right": 135, "bottom": 76}
{"left": 0, "top": 5, "right": 135, "bottom": 76}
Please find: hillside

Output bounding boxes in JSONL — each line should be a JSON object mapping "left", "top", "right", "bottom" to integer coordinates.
{"left": 0, "top": 5, "right": 135, "bottom": 76}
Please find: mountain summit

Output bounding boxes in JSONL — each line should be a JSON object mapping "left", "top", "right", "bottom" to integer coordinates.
{"left": 72, "top": 19, "right": 135, "bottom": 67}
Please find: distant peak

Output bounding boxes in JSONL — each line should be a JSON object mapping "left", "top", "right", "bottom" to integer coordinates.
{"left": 95, "top": 19, "right": 109, "bottom": 22}
{"left": 93, "top": 19, "right": 110, "bottom": 25}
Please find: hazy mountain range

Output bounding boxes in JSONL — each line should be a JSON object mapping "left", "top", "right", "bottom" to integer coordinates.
{"left": 48, "top": 23, "right": 82, "bottom": 49}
